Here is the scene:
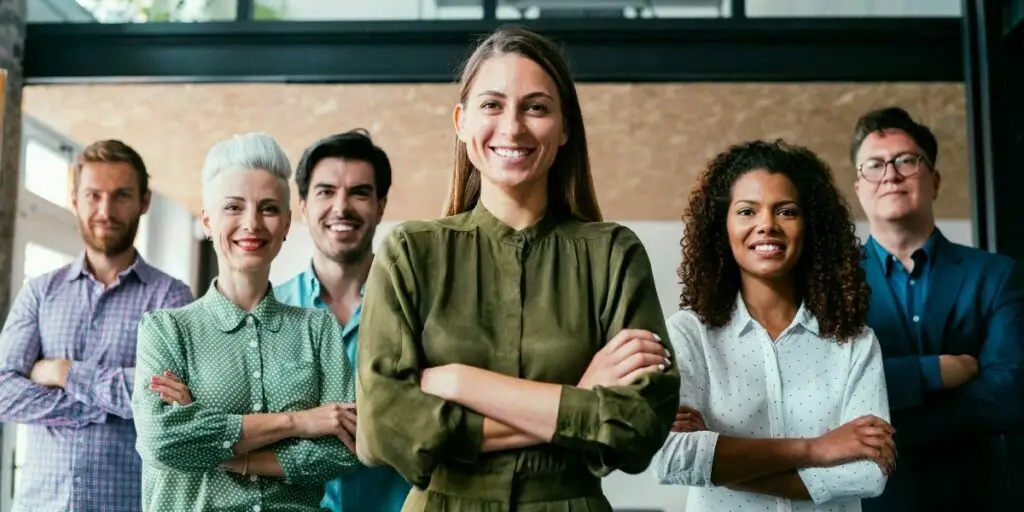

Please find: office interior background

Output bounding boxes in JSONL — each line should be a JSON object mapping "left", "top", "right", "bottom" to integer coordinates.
{"left": 3, "top": 1, "right": 1023, "bottom": 511}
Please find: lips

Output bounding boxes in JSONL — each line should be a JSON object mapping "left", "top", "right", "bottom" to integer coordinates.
{"left": 325, "top": 220, "right": 361, "bottom": 234}
{"left": 749, "top": 240, "right": 786, "bottom": 256}
{"left": 233, "top": 238, "right": 267, "bottom": 251}
{"left": 491, "top": 146, "right": 536, "bottom": 160}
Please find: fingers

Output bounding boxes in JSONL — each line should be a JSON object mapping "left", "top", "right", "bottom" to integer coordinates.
{"left": 616, "top": 352, "right": 667, "bottom": 376}
{"left": 618, "top": 364, "right": 663, "bottom": 386}
{"left": 605, "top": 329, "right": 662, "bottom": 355}
{"left": 852, "top": 415, "right": 895, "bottom": 433}
{"left": 340, "top": 409, "right": 358, "bottom": 436}
{"left": 337, "top": 426, "right": 356, "bottom": 454}
{"left": 672, "top": 420, "right": 704, "bottom": 433}
{"left": 152, "top": 375, "right": 190, "bottom": 399}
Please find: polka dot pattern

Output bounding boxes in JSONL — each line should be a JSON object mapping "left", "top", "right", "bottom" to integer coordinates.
{"left": 654, "top": 295, "right": 890, "bottom": 510}
{"left": 131, "top": 280, "right": 359, "bottom": 511}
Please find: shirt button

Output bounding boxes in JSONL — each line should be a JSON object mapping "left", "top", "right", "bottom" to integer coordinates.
{"left": 246, "top": 316, "right": 254, "bottom": 325}
{"left": 252, "top": 371, "right": 261, "bottom": 379}
{"left": 250, "top": 475, "right": 258, "bottom": 482}
{"left": 912, "top": 315, "right": 920, "bottom": 323}
{"left": 222, "top": 441, "right": 232, "bottom": 449}
{"left": 252, "top": 402, "right": 261, "bottom": 411}
{"left": 910, "top": 279, "right": 916, "bottom": 286}
{"left": 249, "top": 340, "right": 258, "bottom": 348}
{"left": 253, "top": 506, "right": 261, "bottom": 512}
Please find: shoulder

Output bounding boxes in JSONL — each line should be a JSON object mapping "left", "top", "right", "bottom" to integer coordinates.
{"left": 273, "top": 271, "right": 309, "bottom": 306}
{"left": 277, "top": 302, "right": 336, "bottom": 331}
{"left": 841, "top": 325, "right": 883, "bottom": 360}
{"left": 945, "top": 241, "right": 1016, "bottom": 276}
{"left": 21, "top": 262, "right": 78, "bottom": 298}
{"left": 376, "top": 217, "right": 470, "bottom": 262}
{"left": 665, "top": 309, "right": 709, "bottom": 351}
{"left": 555, "top": 219, "right": 642, "bottom": 244}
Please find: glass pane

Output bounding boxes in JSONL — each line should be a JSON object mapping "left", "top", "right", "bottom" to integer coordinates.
{"left": 28, "top": 0, "right": 240, "bottom": 23}
{"left": 23, "top": 242, "right": 76, "bottom": 284}
{"left": 745, "top": 0, "right": 961, "bottom": 17}
{"left": 254, "top": 0, "right": 483, "bottom": 20}
{"left": 24, "top": 140, "right": 72, "bottom": 209}
{"left": 497, "top": 0, "right": 729, "bottom": 19}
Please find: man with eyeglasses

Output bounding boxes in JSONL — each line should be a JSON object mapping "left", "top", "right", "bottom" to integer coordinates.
{"left": 852, "top": 106, "right": 1024, "bottom": 511}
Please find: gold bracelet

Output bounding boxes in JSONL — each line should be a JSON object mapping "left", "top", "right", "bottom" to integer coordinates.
{"left": 242, "top": 453, "right": 250, "bottom": 476}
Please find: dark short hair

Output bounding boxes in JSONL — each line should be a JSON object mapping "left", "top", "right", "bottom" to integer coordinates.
{"left": 294, "top": 129, "right": 392, "bottom": 200}
{"left": 850, "top": 107, "right": 938, "bottom": 166}
{"left": 73, "top": 139, "right": 150, "bottom": 196}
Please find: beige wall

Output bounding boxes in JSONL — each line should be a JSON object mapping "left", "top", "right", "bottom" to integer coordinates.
{"left": 24, "top": 82, "right": 968, "bottom": 221}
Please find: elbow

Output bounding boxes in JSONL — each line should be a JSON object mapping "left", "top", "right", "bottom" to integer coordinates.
{"left": 853, "top": 469, "right": 888, "bottom": 501}
{"left": 138, "top": 436, "right": 218, "bottom": 474}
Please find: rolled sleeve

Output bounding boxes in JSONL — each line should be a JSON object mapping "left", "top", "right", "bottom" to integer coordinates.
{"left": 653, "top": 431, "right": 720, "bottom": 487}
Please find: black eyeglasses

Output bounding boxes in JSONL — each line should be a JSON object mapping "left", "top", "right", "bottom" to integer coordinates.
{"left": 857, "top": 153, "right": 930, "bottom": 183}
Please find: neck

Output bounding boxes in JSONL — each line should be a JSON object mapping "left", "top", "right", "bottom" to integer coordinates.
{"left": 740, "top": 274, "right": 799, "bottom": 330}
{"left": 216, "top": 267, "right": 270, "bottom": 312}
{"left": 312, "top": 250, "right": 372, "bottom": 303}
{"left": 84, "top": 247, "right": 137, "bottom": 286}
{"left": 870, "top": 216, "right": 936, "bottom": 261}
{"left": 479, "top": 181, "right": 547, "bottom": 230}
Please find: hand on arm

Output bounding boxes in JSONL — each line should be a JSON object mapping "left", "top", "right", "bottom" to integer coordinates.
{"left": 938, "top": 354, "right": 979, "bottom": 389}
{"left": 459, "top": 328, "right": 672, "bottom": 453}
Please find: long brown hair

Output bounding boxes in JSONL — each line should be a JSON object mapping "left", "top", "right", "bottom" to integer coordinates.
{"left": 442, "top": 25, "right": 602, "bottom": 222}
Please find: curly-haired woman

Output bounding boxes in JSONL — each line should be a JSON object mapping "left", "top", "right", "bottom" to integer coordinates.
{"left": 653, "top": 140, "right": 895, "bottom": 511}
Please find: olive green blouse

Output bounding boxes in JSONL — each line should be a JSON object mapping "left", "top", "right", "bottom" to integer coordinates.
{"left": 356, "top": 202, "right": 681, "bottom": 511}
{"left": 131, "top": 282, "right": 359, "bottom": 512}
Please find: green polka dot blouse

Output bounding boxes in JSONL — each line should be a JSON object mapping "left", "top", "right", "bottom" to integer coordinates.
{"left": 130, "top": 279, "right": 359, "bottom": 511}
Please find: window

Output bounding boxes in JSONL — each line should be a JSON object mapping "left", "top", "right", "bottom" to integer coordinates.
{"left": 23, "top": 140, "right": 72, "bottom": 209}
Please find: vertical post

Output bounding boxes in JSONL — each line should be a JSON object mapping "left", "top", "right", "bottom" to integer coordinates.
{"left": 0, "top": 1, "right": 25, "bottom": 507}
{"left": 731, "top": 0, "right": 746, "bottom": 18}
{"left": 962, "top": 0, "right": 993, "bottom": 251}
{"left": 236, "top": 0, "right": 254, "bottom": 21}
{"left": 483, "top": 0, "right": 497, "bottom": 21}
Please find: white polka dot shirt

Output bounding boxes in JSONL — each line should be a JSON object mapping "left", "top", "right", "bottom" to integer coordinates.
{"left": 653, "top": 295, "right": 890, "bottom": 511}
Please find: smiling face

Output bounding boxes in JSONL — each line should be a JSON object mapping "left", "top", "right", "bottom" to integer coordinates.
{"left": 201, "top": 168, "right": 291, "bottom": 274}
{"left": 727, "top": 170, "right": 806, "bottom": 282}
{"left": 72, "top": 161, "right": 151, "bottom": 257}
{"left": 854, "top": 128, "right": 939, "bottom": 225}
{"left": 453, "top": 53, "right": 568, "bottom": 197}
{"left": 300, "top": 157, "right": 385, "bottom": 264}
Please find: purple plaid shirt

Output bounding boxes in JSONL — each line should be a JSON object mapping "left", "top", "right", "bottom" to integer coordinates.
{"left": 0, "top": 252, "right": 193, "bottom": 512}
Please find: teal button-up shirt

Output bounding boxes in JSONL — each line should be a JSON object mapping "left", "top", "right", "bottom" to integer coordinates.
{"left": 275, "top": 264, "right": 412, "bottom": 512}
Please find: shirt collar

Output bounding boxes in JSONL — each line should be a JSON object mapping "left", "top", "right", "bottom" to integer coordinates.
{"left": 303, "top": 260, "right": 368, "bottom": 302}
{"left": 469, "top": 200, "right": 559, "bottom": 244}
{"left": 66, "top": 250, "right": 152, "bottom": 284}
{"left": 730, "top": 293, "right": 819, "bottom": 338}
{"left": 869, "top": 228, "right": 942, "bottom": 276}
{"left": 202, "top": 278, "right": 284, "bottom": 333}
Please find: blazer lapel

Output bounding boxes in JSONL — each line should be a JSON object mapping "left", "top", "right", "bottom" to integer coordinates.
{"left": 863, "top": 245, "right": 914, "bottom": 354}
{"left": 923, "top": 236, "right": 966, "bottom": 353}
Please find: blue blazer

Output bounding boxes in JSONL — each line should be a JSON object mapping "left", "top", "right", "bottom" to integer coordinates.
{"left": 861, "top": 231, "right": 1024, "bottom": 511}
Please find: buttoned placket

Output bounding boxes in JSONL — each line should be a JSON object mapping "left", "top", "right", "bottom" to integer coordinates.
{"left": 244, "top": 314, "right": 265, "bottom": 500}
{"left": 754, "top": 324, "right": 796, "bottom": 512}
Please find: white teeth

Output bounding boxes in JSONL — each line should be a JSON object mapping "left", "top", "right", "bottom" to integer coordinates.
{"left": 235, "top": 241, "right": 265, "bottom": 250}
{"left": 493, "top": 147, "right": 532, "bottom": 158}
{"left": 328, "top": 224, "right": 355, "bottom": 232}
{"left": 754, "top": 244, "right": 783, "bottom": 252}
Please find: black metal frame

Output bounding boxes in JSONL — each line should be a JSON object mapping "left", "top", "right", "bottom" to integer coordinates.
{"left": 963, "top": 0, "right": 1024, "bottom": 256}
{"left": 23, "top": 17, "right": 963, "bottom": 84}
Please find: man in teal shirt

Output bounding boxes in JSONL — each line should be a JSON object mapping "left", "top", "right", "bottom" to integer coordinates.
{"left": 275, "top": 129, "right": 411, "bottom": 511}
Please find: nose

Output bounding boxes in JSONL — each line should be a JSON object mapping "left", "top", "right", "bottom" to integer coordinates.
{"left": 880, "top": 162, "right": 905, "bottom": 185}
{"left": 755, "top": 210, "right": 779, "bottom": 234}
{"left": 332, "top": 191, "right": 350, "bottom": 215}
{"left": 96, "top": 195, "right": 112, "bottom": 218}
{"left": 498, "top": 109, "right": 524, "bottom": 136}
{"left": 242, "top": 206, "right": 262, "bottom": 232}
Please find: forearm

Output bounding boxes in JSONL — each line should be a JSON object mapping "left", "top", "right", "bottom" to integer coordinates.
{"left": 447, "top": 366, "right": 561, "bottom": 442}
{"left": 0, "top": 370, "right": 105, "bottom": 427}
{"left": 727, "top": 470, "right": 811, "bottom": 500}
{"left": 234, "top": 412, "right": 300, "bottom": 454}
{"left": 226, "top": 449, "right": 284, "bottom": 478}
{"left": 481, "top": 417, "right": 545, "bottom": 452}
{"left": 710, "top": 436, "right": 813, "bottom": 485}
{"left": 64, "top": 363, "right": 135, "bottom": 419}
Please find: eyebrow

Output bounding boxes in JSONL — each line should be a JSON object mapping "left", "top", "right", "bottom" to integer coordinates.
{"left": 222, "top": 196, "right": 281, "bottom": 205}
{"left": 477, "top": 90, "right": 556, "bottom": 102}
{"left": 733, "top": 199, "right": 800, "bottom": 207}
{"left": 84, "top": 187, "right": 135, "bottom": 195}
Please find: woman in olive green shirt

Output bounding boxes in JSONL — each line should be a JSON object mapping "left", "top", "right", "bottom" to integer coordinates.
{"left": 355, "top": 27, "right": 681, "bottom": 511}
{"left": 131, "top": 133, "right": 360, "bottom": 512}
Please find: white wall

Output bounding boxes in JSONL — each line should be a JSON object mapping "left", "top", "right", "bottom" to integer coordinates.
{"left": 135, "top": 193, "right": 202, "bottom": 292}
{"left": 272, "top": 218, "right": 972, "bottom": 510}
